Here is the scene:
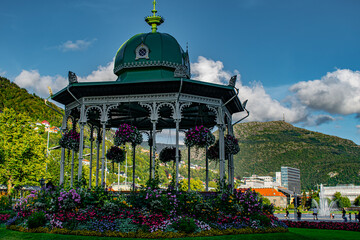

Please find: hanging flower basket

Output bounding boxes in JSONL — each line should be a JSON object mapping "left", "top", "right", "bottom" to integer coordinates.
{"left": 184, "top": 125, "right": 215, "bottom": 148}
{"left": 225, "top": 134, "right": 240, "bottom": 155}
{"left": 106, "top": 146, "right": 125, "bottom": 163}
{"left": 59, "top": 129, "right": 80, "bottom": 152}
{"left": 207, "top": 135, "right": 240, "bottom": 161}
{"left": 159, "top": 147, "right": 181, "bottom": 164}
{"left": 114, "top": 123, "right": 143, "bottom": 146}
{"left": 207, "top": 141, "right": 218, "bottom": 161}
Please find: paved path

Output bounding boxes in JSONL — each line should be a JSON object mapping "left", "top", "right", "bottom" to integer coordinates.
{"left": 275, "top": 213, "right": 359, "bottom": 223}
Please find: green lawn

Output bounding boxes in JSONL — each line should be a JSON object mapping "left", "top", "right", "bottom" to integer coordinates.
{"left": 1, "top": 226, "right": 360, "bottom": 240}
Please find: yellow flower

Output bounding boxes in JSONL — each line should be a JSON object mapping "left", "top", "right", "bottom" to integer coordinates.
{"left": 229, "top": 200, "right": 232, "bottom": 203}
{"left": 122, "top": 200, "right": 126, "bottom": 204}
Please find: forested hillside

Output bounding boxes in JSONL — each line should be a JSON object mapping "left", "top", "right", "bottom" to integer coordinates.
{"left": 0, "top": 76, "right": 63, "bottom": 126}
{"left": 233, "top": 121, "right": 360, "bottom": 189}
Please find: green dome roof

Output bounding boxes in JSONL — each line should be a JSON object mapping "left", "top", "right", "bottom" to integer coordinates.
{"left": 114, "top": 32, "right": 190, "bottom": 83}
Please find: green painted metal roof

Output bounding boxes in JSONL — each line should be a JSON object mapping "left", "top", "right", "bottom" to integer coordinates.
{"left": 114, "top": 32, "right": 189, "bottom": 83}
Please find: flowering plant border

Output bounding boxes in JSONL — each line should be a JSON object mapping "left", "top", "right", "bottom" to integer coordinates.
{"left": 59, "top": 129, "right": 80, "bottom": 151}
{"left": 184, "top": 125, "right": 215, "bottom": 148}
{"left": 114, "top": 123, "right": 143, "bottom": 146}
{"left": 282, "top": 220, "right": 360, "bottom": 231}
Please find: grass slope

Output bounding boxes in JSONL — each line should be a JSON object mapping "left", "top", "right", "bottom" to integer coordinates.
{"left": 233, "top": 121, "right": 360, "bottom": 189}
{"left": 2, "top": 226, "right": 360, "bottom": 240}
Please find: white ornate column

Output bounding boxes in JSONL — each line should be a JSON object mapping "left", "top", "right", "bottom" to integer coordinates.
{"left": 59, "top": 110, "right": 69, "bottom": 186}
{"left": 100, "top": 104, "right": 108, "bottom": 186}
{"left": 95, "top": 128, "right": 101, "bottom": 187}
{"left": 89, "top": 126, "right": 94, "bottom": 189}
{"left": 227, "top": 115, "right": 234, "bottom": 188}
{"left": 77, "top": 122, "right": 86, "bottom": 181}
{"left": 151, "top": 119, "right": 157, "bottom": 179}
{"left": 217, "top": 107, "right": 226, "bottom": 182}
{"left": 140, "top": 102, "right": 159, "bottom": 179}
{"left": 77, "top": 103, "right": 86, "bottom": 182}
{"left": 70, "top": 150, "right": 75, "bottom": 187}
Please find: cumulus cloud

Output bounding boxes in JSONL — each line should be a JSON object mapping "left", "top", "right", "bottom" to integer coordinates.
{"left": 59, "top": 39, "right": 96, "bottom": 52}
{"left": 14, "top": 60, "right": 115, "bottom": 98}
{"left": 14, "top": 70, "right": 67, "bottom": 98}
{"left": 191, "top": 56, "right": 233, "bottom": 84}
{"left": 290, "top": 69, "right": 360, "bottom": 115}
{"left": 191, "top": 56, "right": 308, "bottom": 124}
{"left": 78, "top": 60, "right": 116, "bottom": 82}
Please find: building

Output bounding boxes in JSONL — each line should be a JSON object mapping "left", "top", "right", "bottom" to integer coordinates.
{"left": 253, "top": 188, "right": 287, "bottom": 208}
{"left": 321, "top": 185, "right": 360, "bottom": 203}
{"left": 240, "top": 175, "right": 280, "bottom": 188}
{"left": 281, "top": 166, "right": 301, "bottom": 194}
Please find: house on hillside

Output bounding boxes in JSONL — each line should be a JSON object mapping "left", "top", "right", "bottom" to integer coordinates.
{"left": 41, "top": 120, "right": 50, "bottom": 127}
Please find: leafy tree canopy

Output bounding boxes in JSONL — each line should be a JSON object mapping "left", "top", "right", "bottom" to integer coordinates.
{"left": 0, "top": 108, "right": 49, "bottom": 194}
{"left": 354, "top": 195, "right": 360, "bottom": 206}
{"left": 178, "top": 179, "right": 205, "bottom": 191}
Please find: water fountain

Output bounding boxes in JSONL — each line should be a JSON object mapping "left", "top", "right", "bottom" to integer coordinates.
{"left": 312, "top": 184, "right": 337, "bottom": 216}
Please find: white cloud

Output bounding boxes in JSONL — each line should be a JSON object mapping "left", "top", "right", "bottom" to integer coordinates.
{"left": 59, "top": 39, "right": 96, "bottom": 52}
{"left": 14, "top": 60, "right": 115, "bottom": 98}
{"left": 191, "top": 56, "right": 233, "bottom": 84}
{"left": 14, "top": 70, "right": 67, "bottom": 98}
{"left": 191, "top": 56, "right": 308, "bottom": 124}
{"left": 78, "top": 60, "right": 116, "bottom": 82}
{"left": 290, "top": 69, "right": 360, "bottom": 115}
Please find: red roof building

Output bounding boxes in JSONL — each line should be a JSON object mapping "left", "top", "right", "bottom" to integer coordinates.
{"left": 252, "top": 188, "right": 287, "bottom": 208}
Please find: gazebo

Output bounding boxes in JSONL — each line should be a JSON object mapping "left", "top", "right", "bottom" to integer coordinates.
{"left": 51, "top": 1, "right": 246, "bottom": 190}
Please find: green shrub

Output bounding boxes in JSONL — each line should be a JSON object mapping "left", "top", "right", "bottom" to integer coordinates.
{"left": 0, "top": 195, "right": 11, "bottom": 211}
{"left": 27, "top": 211, "right": 46, "bottom": 229}
{"left": 339, "top": 196, "right": 351, "bottom": 208}
{"left": 171, "top": 216, "right": 198, "bottom": 233}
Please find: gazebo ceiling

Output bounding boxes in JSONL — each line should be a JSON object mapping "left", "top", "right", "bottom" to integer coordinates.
{"left": 52, "top": 79, "right": 243, "bottom": 114}
{"left": 53, "top": 79, "right": 243, "bottom": 130}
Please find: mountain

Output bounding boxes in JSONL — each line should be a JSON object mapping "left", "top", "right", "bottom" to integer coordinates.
{"left": 233, "top": 121, "right": 360, "bottom": 190}
{"left": 0, "top": 76, "right": 63, "bottom": 126}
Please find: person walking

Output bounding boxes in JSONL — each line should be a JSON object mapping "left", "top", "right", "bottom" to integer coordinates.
{"left": 297, "top": 209, "right": 302, "bottom": 221}
{"left": 349, "top": 212, "right": 351, "bottom": 221}
{"left": 342, "top": 208, "right": 347, "bottom": 222}
{"left": 313, "top": 207, "right": 318, "bottom": 220}
{"left": 285, "top": 209, "right": 289, "bottom": 219}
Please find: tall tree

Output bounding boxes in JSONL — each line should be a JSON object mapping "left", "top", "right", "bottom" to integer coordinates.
{"left": 0, "top": 108, "right": 48, "bottom": 194}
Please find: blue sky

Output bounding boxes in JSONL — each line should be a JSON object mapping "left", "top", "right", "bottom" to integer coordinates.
{"left": 1, "top": 0, "right": 360, "bottom": 144}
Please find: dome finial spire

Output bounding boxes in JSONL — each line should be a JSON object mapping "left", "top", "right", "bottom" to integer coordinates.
{"left": 145, "top": 0, "right": 164, "bottom": 33}
{"left": 152, "top": 0, "right": 157, "bottom": 16}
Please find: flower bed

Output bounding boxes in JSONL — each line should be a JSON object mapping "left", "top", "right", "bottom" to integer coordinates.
{"left": 5, "top": 185, "right": 287, "bottom": 237}
{"left": 282, "top": 220, "right": 360, "bottom": 232}
{"left": 0, "top": 213, "right": 11, "bottom": 223}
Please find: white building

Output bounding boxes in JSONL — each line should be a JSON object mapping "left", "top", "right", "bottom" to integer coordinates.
{"left": 322, "top": 185, "right": 360, "bottom": 203}
{"left": 239, "top": 175, "right": 280, "bottom": 188}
